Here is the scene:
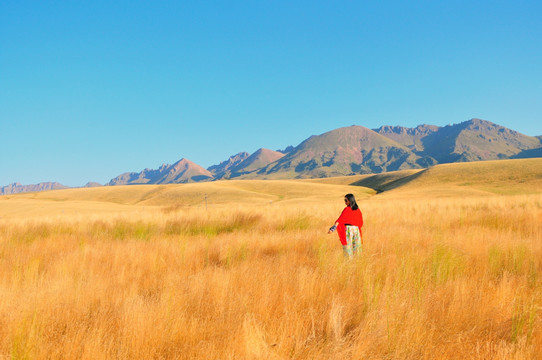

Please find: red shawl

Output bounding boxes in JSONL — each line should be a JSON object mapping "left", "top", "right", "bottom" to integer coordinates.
{"left": 335, "top": 206, "right": 363, "bottom": 245}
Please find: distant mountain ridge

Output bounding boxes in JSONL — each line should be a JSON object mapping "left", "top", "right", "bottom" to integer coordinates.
{"left": 3, "top": 118, "right": 542, "bottom": 194}
{"left": 104, "top": 118, "right": 542, "bottom": 185}
{"left": 373, "top": 124, "right": 440, "bottom": 153}
{"left": 111, "top": 148, "right": 285, "bottom": 185}
{"left": 420, "top": 119, "right": 540, "bottom": 163}
{"left": 375, "top": 119, "right": 541, "bottom": 163}
{"left": 0, "top": 182, "right": 69, "bottom": 195}
{"left": 109, "top": 118, "right": 542, "bottom": 183}
{"left": 108, "top": 158, "right": 213, "bottom": 185}
{"left": 84, "top": 182, "right": 103, "bottom": 188}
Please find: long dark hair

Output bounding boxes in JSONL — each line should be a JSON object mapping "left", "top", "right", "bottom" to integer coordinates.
{"left": 345, "top": 193, "right": 359, "bottom": 210}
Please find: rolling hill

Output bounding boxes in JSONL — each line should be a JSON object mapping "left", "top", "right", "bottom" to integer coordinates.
{"left": 349, "top": 157, "right": 542, "bottom": 197}
{"left": 2, "top": 158, "right": 541, "bottom": 220}
{"left": 0, "top": 179, "right": 375, "bottom": 219}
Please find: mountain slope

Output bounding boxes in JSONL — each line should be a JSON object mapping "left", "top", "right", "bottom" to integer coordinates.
{"left": 421, "top": 119, "right": 541, "bottom": 163}
{"left": 155, "top": 158, "right": 213, "bottom": 183}
{"left": 229, "top": 148, "right": 285, "bottom": 176}
{"left": 108, "top": 158, "right": 213, "bottom": 185}
{"left": 253, "top": 126, "right": 425, "bottom": 178}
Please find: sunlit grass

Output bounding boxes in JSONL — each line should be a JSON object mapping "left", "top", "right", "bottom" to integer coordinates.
{"left": 0, "top": 190, "right": 541, "bottom": 359}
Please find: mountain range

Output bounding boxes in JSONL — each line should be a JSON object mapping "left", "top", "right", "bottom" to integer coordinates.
{"left": 2, "top": 119, "right": 541, "bottom": 194}
{"left": 0, "top": 182, "right": 69, "bottom": 195}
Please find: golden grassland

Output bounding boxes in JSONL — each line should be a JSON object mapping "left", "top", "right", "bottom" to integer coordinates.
{"left": 0, "top": 159, "right": 541, "bottom": 359}
{"left": 361, "top": 158, "right": 542, "bottom": 198}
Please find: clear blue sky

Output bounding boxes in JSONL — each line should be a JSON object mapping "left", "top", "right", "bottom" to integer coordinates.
{"left": 1, "top": 1, "right": 541, "bottom": 187}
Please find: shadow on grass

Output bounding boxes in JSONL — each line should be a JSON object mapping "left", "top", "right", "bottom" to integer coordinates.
{"left": 349, "top": 169, "right": 426, "bottom": 193}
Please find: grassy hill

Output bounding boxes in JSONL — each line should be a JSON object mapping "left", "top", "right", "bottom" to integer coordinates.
{"left": 349, "top": 158, "right": 542, "bottom": 197}
{"left": 2, "top": 158, "right": 540, "bottom": 220}
{"left": 0, "top": 179, "right": 375, "bottom": 219}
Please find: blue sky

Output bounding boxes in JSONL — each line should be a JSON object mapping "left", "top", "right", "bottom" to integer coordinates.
{"left": 1, "top": 1, "right": 541, "bottom": 186}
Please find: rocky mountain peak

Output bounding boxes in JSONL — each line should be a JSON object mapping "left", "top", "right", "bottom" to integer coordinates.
{"left": 207, "top": 152, "right": 250, "bottom": 178}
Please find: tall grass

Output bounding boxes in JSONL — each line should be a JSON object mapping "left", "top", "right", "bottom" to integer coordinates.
{"left": 0, "top": 195, "right": 541, "bottom": 359}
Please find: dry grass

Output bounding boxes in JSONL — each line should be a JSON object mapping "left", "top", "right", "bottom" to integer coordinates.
{"left": 379, "top": 158, "right": 542, "bottom": 197}
{"left": 1, "top": 163, "right": 541, "bottom": 359}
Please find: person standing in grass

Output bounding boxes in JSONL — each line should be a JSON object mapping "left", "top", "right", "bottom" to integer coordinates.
{"left": 328, "top": 193, "right": 363, "bottom": 258}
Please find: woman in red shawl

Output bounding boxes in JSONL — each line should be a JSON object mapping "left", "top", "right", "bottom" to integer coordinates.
{"left": 328, "top": 193, "right": 363, "bottom": 257}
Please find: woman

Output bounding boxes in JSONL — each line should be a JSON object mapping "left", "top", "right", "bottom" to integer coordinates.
{"left": 328, "top": 193, "right": 363, "bottom": 257}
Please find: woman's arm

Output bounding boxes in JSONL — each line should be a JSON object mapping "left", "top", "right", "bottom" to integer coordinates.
{"left": 328, "top": 207, "right": 348, "bottom": 234}
{"left": 327, "top": 221, "right": 339, "bottom": 234}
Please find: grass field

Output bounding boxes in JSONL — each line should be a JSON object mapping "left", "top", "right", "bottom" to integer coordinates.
{"left": 0, "top": 159, "right": 541, "bottom": 359}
